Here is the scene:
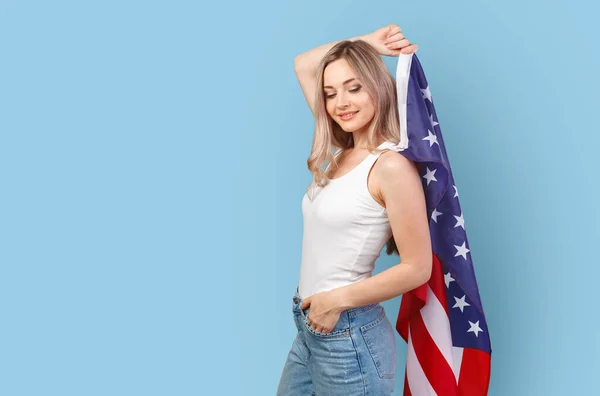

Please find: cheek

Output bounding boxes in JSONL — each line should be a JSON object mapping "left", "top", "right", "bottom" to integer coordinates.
{"left": 360, "top": 99, "right": 376, "bottom": 117}
{"left": 357, "top": 94, "right": 374, "bottom": 109}
{"left": 326, "top": 101, "right": 336, "bottom": 116}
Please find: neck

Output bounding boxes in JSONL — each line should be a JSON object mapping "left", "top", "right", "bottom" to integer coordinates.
{"left": 352, "top": 133, "right": 384, "bottom": 150}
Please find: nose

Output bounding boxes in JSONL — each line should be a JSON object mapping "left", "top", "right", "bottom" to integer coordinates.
{"left": 336, "top": 91, "right": 350, "bottom": 108}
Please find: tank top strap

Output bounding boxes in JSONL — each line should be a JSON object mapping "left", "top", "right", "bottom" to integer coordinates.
{"left": 361, "top": 141, "right": 397, "bottom": 172}
{"left": 360, "top": 151, "right": 382, "bottom": 172}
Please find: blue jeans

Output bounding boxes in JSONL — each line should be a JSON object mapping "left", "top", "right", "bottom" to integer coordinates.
{"left": 277, "top": 287, "right": 397, "bottom": 395}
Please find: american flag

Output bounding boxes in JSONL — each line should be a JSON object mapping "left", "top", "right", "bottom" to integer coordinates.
{"left": 388, "top": 53, "right": 492, "bottom": 395}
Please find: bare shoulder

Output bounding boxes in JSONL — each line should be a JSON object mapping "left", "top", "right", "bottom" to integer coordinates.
{"left": 370, "top": 149, "right": 421, "bottom": 206}
{"left": 371, "top": 149, "right": 432, "bottom": 272}
{"left": 375, "top": 149, "right": 417, "bottom": 175}
{"left": 373, "top": 149, "right": 420, "bottom": 187}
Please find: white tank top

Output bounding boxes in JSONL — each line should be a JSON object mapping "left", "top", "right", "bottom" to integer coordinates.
{"left": 297, "top": 141, "right": 397, "bottom": 299}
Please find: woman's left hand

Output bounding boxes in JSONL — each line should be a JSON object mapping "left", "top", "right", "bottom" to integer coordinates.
{"left": 364, "top": 24, "right": 419, "bottom": 57}
{"left": 300, "top": 290, "right": 344, "bottom": 333}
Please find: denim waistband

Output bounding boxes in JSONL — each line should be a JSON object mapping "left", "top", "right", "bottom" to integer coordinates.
{"left": 292, "top": 285, "right": 380, "bottom": 318}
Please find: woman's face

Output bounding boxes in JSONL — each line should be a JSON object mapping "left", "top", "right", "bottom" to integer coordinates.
{"left": 323, "top": 58, "right": 375, "bottom": 134}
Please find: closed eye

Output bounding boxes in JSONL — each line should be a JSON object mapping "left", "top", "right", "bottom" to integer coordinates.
{"left": 325, "top": 85, "right": 362, "bottom": 99}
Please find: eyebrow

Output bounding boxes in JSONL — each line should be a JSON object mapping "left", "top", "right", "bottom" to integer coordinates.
{"left": 323, "top": 78, "right": 358, "bottom": 89}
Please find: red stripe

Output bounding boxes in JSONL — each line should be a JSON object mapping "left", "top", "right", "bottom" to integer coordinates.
{"left": 396, "top": 253, "right": 435, "bottom": 341}
{"left": 457, "top": 348, "right": 491, "bottom": 396}
{"left": 398, "top": 253, "right": 492, "bottom": 396}
{"left": 427, "top": 254, "right": 449, "bottom": 316}
{"left": 410, "top": 312, "right": 458, "bottom": 396}
{"left": 396, "top": 285, "right": 425, "bottom": 342}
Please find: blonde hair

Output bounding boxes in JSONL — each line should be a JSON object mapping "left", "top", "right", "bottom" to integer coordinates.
{"left": 306, "top": 39, "right": 402, "bottom": 255}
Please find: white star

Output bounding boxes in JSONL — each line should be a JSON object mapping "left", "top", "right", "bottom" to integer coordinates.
{"left": 420, "top": 85, "right": 432, "bottom": 102}
{"left": 454, "top": 212, "right": 465, "bottom": 230}
{"left": 453, "top": 185, "right": 459, "bottom": 198}
{"left": 444, "top": 272, "right": 455, "bottom": 288}
{"left": 467, "top": 320, "right": 483, "bottom": 337}
{"left": 422, "top": 130, "right": 439, "bottom": 147}
{"left": 454, "top": 242, "right": 470, "bottom": 260}
{"left": 429, "top": 113, "right": 439, "bottom": 128}
{"left": 431, "top": 208, "right": 443, "bottom": 223}
{"left": 422, "top": 167, "right": 437, "bottom": 186}
{"left": 452, "top": 295, "right": 470, "bottom": 313}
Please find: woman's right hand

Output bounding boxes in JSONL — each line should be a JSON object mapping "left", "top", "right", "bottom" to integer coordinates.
{"left": 364, "top": 24, "right": 419, "bottom": 57}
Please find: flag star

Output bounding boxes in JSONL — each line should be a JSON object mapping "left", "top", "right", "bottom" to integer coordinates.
{"left": 444, "top": 272, "right": 455, "bottom": 288}
{"left": 452, "top": 295, "right": 471, "bottom": 313}
{"left": 422, "top": 130, "right": 439, "bottom": 147}
{"left": 422, "top": 167, "right": 437, "bottom": 186}
{"left": 429, "top": 113, "right": 439, "bottom": 128}
{"left": 420, "top": 85, "right": 432, "bottom": 102}
{"left": 431, "top": 208, "right": 443, "bottom": 223}
{"left": 454, "top": 241, "right": 470, "bottom": 260}
{"left": 454, "top": 212, "right": 465, "bottom": 230}
{"left": 467, "top": 320, "right": 483, "bottom": 337}
{"left": 453, "top": 185, "right": 459, "bottom": 198}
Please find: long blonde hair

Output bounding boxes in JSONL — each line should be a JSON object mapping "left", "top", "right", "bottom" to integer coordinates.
{"left": 307, "top": 39, "right": 402, "bottom": 255}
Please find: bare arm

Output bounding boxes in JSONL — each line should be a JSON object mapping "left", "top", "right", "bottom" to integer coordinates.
{"left": 293, "top": 24, "right": 419, "bottom": 117}
{"left": 294, "top": 34, "right": 368, "bottom": 116}
{"left": 300, "top": 151, "right": 432, "bottom": 334}
{"left": 333, "top": 152, "right": 433, "bottom": 310}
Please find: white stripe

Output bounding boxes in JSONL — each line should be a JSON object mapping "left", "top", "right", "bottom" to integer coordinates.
{"left": 420, "top": 284, "right": 457, "bottom": 381}
{"left": 395, "top": 53, "right": 413, "bottom": 151}
{"left": 407, "top": 326, "right": 438, "bottom": 396}
{"left": 452, "top": 347, "right": 464, "bottom": 384}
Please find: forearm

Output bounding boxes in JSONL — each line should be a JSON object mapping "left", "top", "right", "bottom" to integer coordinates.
{"left": 334, "top": 262, "right": 431, "bottom": 310}
{"left": 294, "top": 34, "right": 370, "bottom": 74}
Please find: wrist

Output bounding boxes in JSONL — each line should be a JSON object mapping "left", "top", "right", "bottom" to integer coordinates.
{"left": 332, "top": 286, "right": 354, "bottom": 311}
{"left": 352, "top": 34, "right": 370, "bottom": 44}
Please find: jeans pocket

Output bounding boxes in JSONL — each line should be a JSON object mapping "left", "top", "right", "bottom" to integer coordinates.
{"left": 359, "top": 310, "right": 396, "bottom": 379}
{"left": 301, "top": 308, "right": 350, "bottom": 339}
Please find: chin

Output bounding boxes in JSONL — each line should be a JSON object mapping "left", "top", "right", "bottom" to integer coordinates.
{"left": 343, "top": 122, "right": 369, "bottom": 133}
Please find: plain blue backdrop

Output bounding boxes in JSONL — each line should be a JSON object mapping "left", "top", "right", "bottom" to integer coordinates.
{"left": 1, "top": 0, "right": 598, "bottom": 394}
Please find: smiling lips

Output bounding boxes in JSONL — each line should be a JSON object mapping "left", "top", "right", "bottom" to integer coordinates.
{"left": 339, "top": 111, "right": 358, "bottom": 120}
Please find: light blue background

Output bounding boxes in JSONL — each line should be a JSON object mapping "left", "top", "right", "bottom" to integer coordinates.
{"left": 1, "top": 0, "right": 598, "bottom": 395}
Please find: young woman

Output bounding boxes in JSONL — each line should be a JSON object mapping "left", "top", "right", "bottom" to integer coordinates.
{"left": 277, "top": 24, "right": 432, "bottom": 395}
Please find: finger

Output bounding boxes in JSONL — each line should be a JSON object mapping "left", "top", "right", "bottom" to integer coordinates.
{"left": 400, "top": 43, "right": 419, "bottom": 54}
{"left": 383, "top": 31, "right": 405, "bottom": 44}
{"left": 386, "top": 38, "right": 410, "bottom": 50}
{"left": 301, "top": 298, "right": 310, "bottom": 310}
{"left": 386, "top": 24, "right": 402, "bottom": 38}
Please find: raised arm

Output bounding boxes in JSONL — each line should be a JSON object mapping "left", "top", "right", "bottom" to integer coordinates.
{"left": 293, "top": 24, "right": 419, "bottom": 116}
{"left": 293, "top": 34, "right": 366, "bottom": 116}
